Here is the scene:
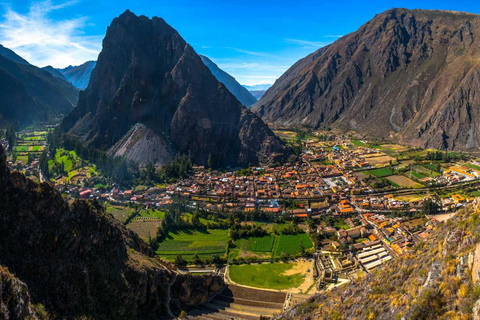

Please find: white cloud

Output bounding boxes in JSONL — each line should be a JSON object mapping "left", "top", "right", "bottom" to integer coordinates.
{"left": 225, "top": 46, "right": 280, "bottom": 59}
{"left": 324, "top": 34, "right": 343, "bottom": 38}
{"left": 0, "top": 0, "right": 102, "bottom": 68}
{"left": 285, "top": 38, "right": 329, "bottom": 48}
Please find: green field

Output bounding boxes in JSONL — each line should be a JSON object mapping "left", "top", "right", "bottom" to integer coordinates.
{"left": 410, "top": 171, "right": 426, "bottom": 179}
{"left": 237, "top": 235, "right": 275, "bottom": 252}
{"left": 15, "top": 145, "right": 30, "bottom": 152}
{"left": 464, "top": 163, "right": 480, "bottom": 171}
{"left": 229, "top": 263, "right": 305, "bottom": 290}
{"left": 139, "top": 209, "right": 165, "bottom": 219}
{"left": 351, "top": 140, "right": 367, "bottom": 147}
{"left": 156, "top": 229, "right": 228, "bottom": 261}
{"left": 274, "top": 233, "right": 313, "bottom": 257}
{"left": 362, "top": 167, "right": 393, "bottom": 178}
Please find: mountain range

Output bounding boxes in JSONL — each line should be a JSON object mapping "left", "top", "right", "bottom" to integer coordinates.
{"left": 253, "top": 8, "right": 480, "bottom": 151}
{"left": 200, "top": 55, "right": 257, "bottom": 107}
{"left": 62, "top": 10, "right": 288, "bottom": 167}
{"left": 243, "top": 84, "right": 271, "bottom": 100}
{"left": 58, "top": 61, "right": 97, "bottom": 90}
{"left": 0, "top": 47, "right": 79, "bottom": 125}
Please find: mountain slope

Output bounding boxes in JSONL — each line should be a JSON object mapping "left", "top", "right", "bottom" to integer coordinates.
{"left": 42, "top": 65, "right": 69, "bottom": 82}
{"left": 0, "top": 54, "right": 79, "bottom": 125}
{"left": 0, "top": 44, "right": 29, "bottom": 65}
{"left": 253, "top": 8, "right": 480, "bottom": 151}
{"left": 58, "top": 60, "right": 96, "bottom": 90}
{"left": 279, "top": 206, "right": 480, "bottom": 319}
{"left": 63, "top": 10, "right": 288, "bottom": 167}
{"left": 199, "top": 55, "right": 257, "bottom": 107}
{"left": 0, "top": 144, "right": 223, "bottom": 319}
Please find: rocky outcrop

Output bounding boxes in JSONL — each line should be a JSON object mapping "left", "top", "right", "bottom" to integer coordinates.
{"left": 62, "top": 10, "right": 289, "bottom": 167}
{"left": 0, "top": 145, "right": 223, "bottom": 319}
{"left": 200, "top": 55, "right": 257, "bottom": 107}
{"left": 0, "top": 50, "right": 79, "bottom": 125}
{"left": 253, "top": 8, "right": 480, "bottom": 151}
{"left": 0, "top": 267, "right": 41, "bottom": 319}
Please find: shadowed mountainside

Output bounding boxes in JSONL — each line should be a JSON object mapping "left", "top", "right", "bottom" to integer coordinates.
{"left": 0, "top": 144, "right": 224, "bottom": 319}
{"left": 62, "top": 10, "right": 288, "bottom": 166}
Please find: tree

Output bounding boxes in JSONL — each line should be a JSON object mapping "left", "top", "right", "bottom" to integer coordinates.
{"left": 300, "top": 240, "right": 305, "bottom": 255}
{"left": 5, "top": 124, "right": 15, "bottom": 151}
{"left": 207, "top": 153, "right": 213, "bottom": 169}
{"left": 193, "top": 253, "right": 202, "bottom": 266}
{"left": 422, "top": 198, "right": 440, "bottom": 215}
{"left": 175, "top": 254, "right": 185, "bottom": 266}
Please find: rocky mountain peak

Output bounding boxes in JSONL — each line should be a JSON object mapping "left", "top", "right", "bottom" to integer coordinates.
{"left": 63, "top": 11, "right": 288, "bottom": 166}
{"left": 252, "top": 8, "right": 480, "bottom": 151}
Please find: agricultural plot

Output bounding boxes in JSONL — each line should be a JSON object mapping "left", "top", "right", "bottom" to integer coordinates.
{"left": 274, "top": 233, "right": 313, "bottom": 257}
{"left": 362, "top": 167, "right": 393, "bottom": 178}
{"left": 351, "top": 140, "right": 366, "bottom": 147}
{"left": 229, "top": 262, "right": 306, "bottom": 290}
{"left": 106, "top": 205, "right": 135, "bottom": 223}
{"left": 127, "top": 220, "right": 162, "bottom": 240}
{"left": 156, "top": 229, "right": 228, "bottom": 261}
{"left": 139, "top": 209, "right": 165, "bottom": 219}
{"left": 237, "top": 235, "right": 275, "bottom": 252}
{"left": 386, "top": 175, "right": 422, "bottom": 188}
{"left": 362, "top": 154, "right": 395, "bottom": 167}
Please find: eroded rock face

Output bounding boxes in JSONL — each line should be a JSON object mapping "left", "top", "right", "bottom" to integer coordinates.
{"left": 63, "top": 10, "right": 288, "bottom": 166}
{"left": 253, "top": 8, "right": 480, "bottom": 151}
{"left": 0, "top": 267, "right": 40, "bottom": 319}
{"left": 0, "top": 145, "right": 223, "bottom": 319}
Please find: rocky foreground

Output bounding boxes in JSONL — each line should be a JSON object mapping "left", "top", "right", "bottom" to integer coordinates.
{"left": 278, "top": 205, "right": 480, "bottom": 319}
{"left": 0, "top": 144, "right": 223, "bottom": 319}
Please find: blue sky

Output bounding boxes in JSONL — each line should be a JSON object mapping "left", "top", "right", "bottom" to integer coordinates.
{"left": 1, "top": 0, "right": 480, "bottom": 85}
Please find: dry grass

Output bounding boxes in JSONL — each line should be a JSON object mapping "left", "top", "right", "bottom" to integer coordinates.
{"left": 387, "top": 175, "right": 422, "bottom": 188}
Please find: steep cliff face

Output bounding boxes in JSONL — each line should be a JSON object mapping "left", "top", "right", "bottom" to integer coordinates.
{"left": 199, "top": 55, "right": 257, "bottom": 107}
{"left": 63, "top": 10, "right": 288, "bottom": 166}
{"left": 0, "top": 267, "right": 41, "bottom": 319}
{"left": 0, "top": 145, "right": 223, "bottom": 319}
{"left": 253, "top": 8, "right": 480, "bottom": 151}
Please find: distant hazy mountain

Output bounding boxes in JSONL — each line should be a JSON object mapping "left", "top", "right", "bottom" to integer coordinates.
{"left": 243, "top": 84, "right": 272, "bottom": 100}
{"left": 63, "top": 10, "right": 288, "bottom": 167}
{"left": 199, "top": 55, "right": 257, "bottom": 107}
{"left": 0, "top": 50, "right": 79, "bottom": 125}
{"left": 42, "top": 66, "right": 69, "bottom": 82}
{"left": 0, "top": 45, "right": 29, "bottom": 65}
{"left": 58, "top": 61, "right": 96, "bottom": 90}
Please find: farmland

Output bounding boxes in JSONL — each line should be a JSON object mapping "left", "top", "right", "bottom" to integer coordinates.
{"left": 237, "top": 235, "right": 275, "bottom": 252}
{"left": 274, "top": 233, "right": 313, "bottom": 257}
{"left": 386, "top": 175, "right": 422, "bottom": 188}
{"left": 127, "top": 220, "right": 162, "bottom": 240}
{"left": 156, "top": 228, "right": 229, "bottom": 262}
{"left": 362, "top": 167, "right": 393, "bottom": 178}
